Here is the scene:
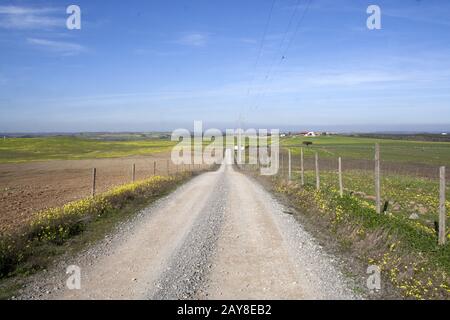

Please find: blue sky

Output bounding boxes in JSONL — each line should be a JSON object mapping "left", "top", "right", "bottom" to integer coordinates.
{"left": 0, "top": 0, "right": 450, "bottom": 132}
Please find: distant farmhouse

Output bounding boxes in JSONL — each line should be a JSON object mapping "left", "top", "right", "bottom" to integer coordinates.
{"left": 299, "top": 131, "right": 318, "bottom": 137}
{"left": 280, "top": 131, "right": 334, "bottom": 138}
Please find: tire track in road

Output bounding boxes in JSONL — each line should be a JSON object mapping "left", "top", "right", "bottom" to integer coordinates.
{"left": 150, "top": 167, "right": 229, "bottom": 300}
{"left": 206, "top": 167, "right": 358, "bottom": 299}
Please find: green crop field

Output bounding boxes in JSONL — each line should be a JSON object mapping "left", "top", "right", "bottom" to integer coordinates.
{"left": 282, "top": 135, "right": 450, "bottom": 167}
{"left": 0, "top": 136, "right": 176, "bottom": 163}
{"left": 278, "top": 135, "right": 450, "bottom": 238}
{"left": 272, "top": 136, "right": 450, "bottom": 299}
{"left": 296, "top": 170, "right": 450, "bottom": 230}
{"left": 2, "top": 134, "right": 450, "bottom": 166}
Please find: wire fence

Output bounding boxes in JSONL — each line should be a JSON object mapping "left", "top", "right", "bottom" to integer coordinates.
{"left": 0, "top": 156, "right": 211, "bottom": 234}
{"left": 90, "top": 160, "right": 210, "bottom": 196}
{"left": 239, "top": 144, "right": 448, "bottom": 246}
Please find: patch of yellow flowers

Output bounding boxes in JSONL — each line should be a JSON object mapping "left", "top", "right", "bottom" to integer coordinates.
{"left": 274, "top": 178, "right": 450, "bottom": 299}
{"left": 30, "top": 175, "right": 183, "bottom": 242}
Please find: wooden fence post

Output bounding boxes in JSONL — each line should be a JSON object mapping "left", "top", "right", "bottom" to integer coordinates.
{"left": 288, "top": 149, "right": 292, "bottom": 181}
{"left": 315, "top": 152, "right": 320, "bottom": 190}
{"left": 338, "top": 157, "right": 343, "bottom": 197}
{"left": 439, "top": 166, "right": 447, "bottom": 245}
{"left": 167, "top": 160, "right": 170, "bottom": 175}
{"left": 91, "top": 168, "right": 97, "bottom": 197}
{"left": 132, "top": 163, "right": 136, "bottom": 182}
{"left": 375, "top": 143, "right": 381, "bottom": 214}
{"left": 281, "top": 152, "right": 285, "bottom": 178}
{"left": 153, "top": 161, "right": 156, "bottom": 176}
{"left": 300, "top": 148, "right": 304, "bottom": 186}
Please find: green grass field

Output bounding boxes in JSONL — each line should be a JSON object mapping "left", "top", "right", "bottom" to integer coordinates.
{"left": 272, "top": 135, "right": 450, "bottom": 299}
{"left": 282, "top": 135, "right": 450, "bottom": 167}
{"left": 0, "top": 137, "right": 176, "bottom": 163}
{"left": 296, "top": 170, "right": 450, "bottom": 230}
{"left": 277, "top": 135, "right": 450, "bottom": 248}
{"left": 1, "top": 134, "right": 449, "bottom": 166}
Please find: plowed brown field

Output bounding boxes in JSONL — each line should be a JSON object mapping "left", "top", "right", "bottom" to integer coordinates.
{"left": 0, "top": 153, "right": 181, "bottom": 234}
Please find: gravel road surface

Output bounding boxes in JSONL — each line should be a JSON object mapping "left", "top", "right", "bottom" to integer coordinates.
{"left": 19, "top": 151, "right": 359, "bottom": 300}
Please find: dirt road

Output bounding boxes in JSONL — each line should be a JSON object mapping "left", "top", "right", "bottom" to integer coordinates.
{"left": 19, "top": 151, "right": 359, "bottom": 300}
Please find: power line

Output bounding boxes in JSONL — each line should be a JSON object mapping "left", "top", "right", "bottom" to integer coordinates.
{"left": 251, "top": 0, "right": 312, "bottom": 112}
{"left": 262, "top": 0, "right": 303, "bottom": 82}
{"left": 240, "top": 0, "right": 277, "bottom": 129}
{"left": 246, "top": 0, "right": 277, "bottom": 98}
{"left": 280, "top": 0, "right": 312, "bottom": 63}
{"left": 243, "top": 0, "right": 301, "bottom": 124}
{"left": 255, "top": 0, "right": 312, "bottom": 109}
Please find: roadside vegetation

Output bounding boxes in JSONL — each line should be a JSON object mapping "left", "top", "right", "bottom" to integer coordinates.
{"left": 0, "top": 172, "right": 193, "bottom": 298}
{"left": 270, "top": 177, "right": 449, "bottom": 299}
{"left": 300, "top": 170, "right": 450, "bottom": 231}
{"left": 242, "top": 135, "right": 450, "bottom": 299}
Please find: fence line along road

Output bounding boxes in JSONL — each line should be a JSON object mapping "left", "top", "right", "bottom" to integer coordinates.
{"left": 273, "top": 144, "right": 448, "bottom": 246}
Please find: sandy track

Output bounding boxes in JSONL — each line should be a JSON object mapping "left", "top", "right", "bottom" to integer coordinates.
{"left": 206, "top": 169, "right": 312, "bottom": 299}
{"left": 206, "top": 164, "right": 356, "bottom": 299}
{"left": 19, "top": 151, "right": 358, "bottom": 300}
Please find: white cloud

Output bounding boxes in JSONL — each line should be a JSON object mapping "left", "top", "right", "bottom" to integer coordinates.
{"left": 0, "top": 6, "right": 56, "bottom": 15}
{"left": 0, "top": 5, "right": 63, "bottom": 29}
{"left": 384, "top": 6, "right": 450, "bottom": 27}
{"left": 27, "top": 38, "right": 87, "bottom": 55}
{"left": 303, "top": 71, "right": 407, "bottom": 87}
{"left": 176, "top": 32, "right": 209, "bottom": 47}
